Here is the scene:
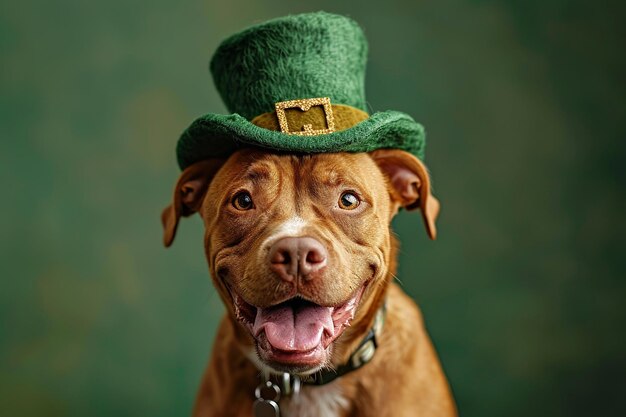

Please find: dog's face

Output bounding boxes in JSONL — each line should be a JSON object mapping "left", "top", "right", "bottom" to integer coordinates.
{"left": 162, "top": 149, "right": 438, "bottom": 375}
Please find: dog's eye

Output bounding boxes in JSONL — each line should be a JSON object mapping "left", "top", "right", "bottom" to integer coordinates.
{"left": 232, "top": 191, "right": 254, "bottom": 211}
{"left": 338, "top": 191, "right": 360, "bottom": 210}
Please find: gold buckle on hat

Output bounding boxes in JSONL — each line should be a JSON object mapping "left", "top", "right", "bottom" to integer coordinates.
{"left": 275, "top": 97, "right": 336, "bottom": 136}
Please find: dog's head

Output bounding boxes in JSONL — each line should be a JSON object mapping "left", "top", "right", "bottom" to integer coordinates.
{"left": 162, "top": 149, "right": 439, "bottom": 375}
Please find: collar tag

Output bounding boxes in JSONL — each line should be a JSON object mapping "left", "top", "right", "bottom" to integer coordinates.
{"left": 253, "top": 380, "right": 281, "bottom": 417}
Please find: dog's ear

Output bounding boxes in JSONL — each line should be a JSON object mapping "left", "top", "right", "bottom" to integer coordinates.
{"left": 161, "top": 159, "right": 224, "bottom": 247}
{"left": 370, "top": 149, "right": 440, "bottom": 240}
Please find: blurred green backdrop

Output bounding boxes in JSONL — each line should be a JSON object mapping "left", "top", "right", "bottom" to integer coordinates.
{"left": 1, "top": 0, "right": 625, "bottom": 416}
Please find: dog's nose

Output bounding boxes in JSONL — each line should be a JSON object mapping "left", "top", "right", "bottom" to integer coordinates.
{"left": 269, "top": 237, "right": 328, "bottom": 281}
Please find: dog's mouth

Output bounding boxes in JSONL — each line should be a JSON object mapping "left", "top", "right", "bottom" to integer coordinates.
{"left": 230, "top": 284, "right": 367, "bottom": 370}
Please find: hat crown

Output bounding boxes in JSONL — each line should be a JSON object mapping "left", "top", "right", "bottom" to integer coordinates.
{"left": 210, "top": 12, "right": 368, "bottom": 120}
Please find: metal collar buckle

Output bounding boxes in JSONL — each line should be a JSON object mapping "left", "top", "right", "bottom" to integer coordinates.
{"left": 351, "top": 336, "right": 377, "bottom": 368}
{"left": 274, "top": 97, "right": 336, "bottom": 136}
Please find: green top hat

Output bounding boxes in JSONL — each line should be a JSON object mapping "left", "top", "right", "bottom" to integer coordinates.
{"left": 176, "top": 11, "right": 426, "bottom": 170}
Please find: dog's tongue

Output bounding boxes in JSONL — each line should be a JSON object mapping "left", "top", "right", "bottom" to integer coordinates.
{"left": 253, "top": 302, "right": 334, "bottom": 351}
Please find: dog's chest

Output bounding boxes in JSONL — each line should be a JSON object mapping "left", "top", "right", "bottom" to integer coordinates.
{"left": 281, "top": 384, "right": 349, "bottom": 417}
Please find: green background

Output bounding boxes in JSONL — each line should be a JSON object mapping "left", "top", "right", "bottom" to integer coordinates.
{"left": 1, "top": 1, "right": 624, "bottom": 416}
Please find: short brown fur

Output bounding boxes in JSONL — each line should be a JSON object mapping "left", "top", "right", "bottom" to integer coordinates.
{"left": 162, "top": 149, "right": 456, "bottom": 416}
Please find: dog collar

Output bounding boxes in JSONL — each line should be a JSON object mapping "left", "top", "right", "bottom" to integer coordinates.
{"left": 257, "top": 302, "right": 386, "bottom": 389}
{"left": 253, "top": 303, "right": 386, "bottom": 415}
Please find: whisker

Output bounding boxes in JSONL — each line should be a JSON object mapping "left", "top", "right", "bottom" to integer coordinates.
{"left": 391, "top": 272, "right": 404, "bottom": 286}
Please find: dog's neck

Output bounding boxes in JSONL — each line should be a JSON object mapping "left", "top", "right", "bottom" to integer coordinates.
{"left": 247, "top": 302, "right": 387, "bottom": 404}
{"left": 248, "top": 300, "right": 386, "bottom": 417}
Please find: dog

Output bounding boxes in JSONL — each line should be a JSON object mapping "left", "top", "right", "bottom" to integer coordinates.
{"left": 162, "top": 147, "right": 457, "bottom": 416}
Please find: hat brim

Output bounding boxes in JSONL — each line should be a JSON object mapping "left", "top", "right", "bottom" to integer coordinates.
{"left": 176, "top": 110, "right": 425, "bottom": 170}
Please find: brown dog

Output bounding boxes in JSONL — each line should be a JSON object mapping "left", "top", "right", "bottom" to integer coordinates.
{"left": 162, "top": 148, "right": 456, "bottom": 417}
